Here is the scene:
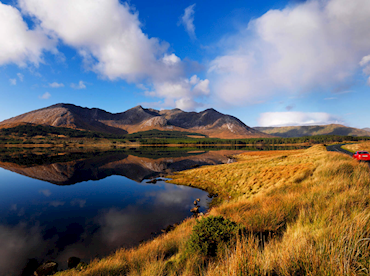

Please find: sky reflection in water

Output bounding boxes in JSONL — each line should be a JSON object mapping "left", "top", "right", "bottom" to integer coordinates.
{"left": 0, "top": 154, "right": 212, "bottom": 275}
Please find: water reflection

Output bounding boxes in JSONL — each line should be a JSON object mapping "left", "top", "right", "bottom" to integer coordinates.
{"left": 0, "top": 148, "right": 249, "bottom": 275}
{"left": 0, "top": 149, "right": 245, "bottom": 184}
{"left": 0, "top": 146, "right": 305, "bottom": 275}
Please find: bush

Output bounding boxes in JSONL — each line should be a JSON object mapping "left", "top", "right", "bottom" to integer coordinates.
{"left": 187, "top": 216, "right": 244, "bottom": 257}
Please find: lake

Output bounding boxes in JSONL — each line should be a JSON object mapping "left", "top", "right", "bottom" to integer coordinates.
{"left": 0, "top": 146, "right": 307, "bottom": 275}
{"left": 0, "top": 147, "right": 250, "bottom": 275}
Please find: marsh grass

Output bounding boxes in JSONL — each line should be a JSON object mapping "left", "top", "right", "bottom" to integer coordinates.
{"left": 56, "top": 145, "right": 370, "bottom": 276}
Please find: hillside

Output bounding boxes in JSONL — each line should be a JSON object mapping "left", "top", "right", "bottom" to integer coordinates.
{"left": 255, "top": 124, "right": 370, "bottom": 137}
{"left": 0, "top": 104, "right": 269, "bottom": 139}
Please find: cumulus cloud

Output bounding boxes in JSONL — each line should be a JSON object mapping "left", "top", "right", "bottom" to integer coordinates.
{"left": 71, "top": 80, "right": 86, "bottom": 89}
{"left": 17, "top": 73, "right": 24, "bottom": 82}
{"left": 0, "top": 223, "right": 45, "bottom": 275}
{"left": 49, "top": 82, "right": 64, "bottom": 88}
{"left": 179, "top": 4, "right": 196, "bottom": 39}
{"left": 19, "top": 0, "right": 172, "bottom": 82}
{"left": 70, "top": 199, "right": 86, "bottom": 208}
{"left": 209, "top": 0, "right": 370, "bottom": 105}
{"left": 49, "top": 200, "right": 65, "bottom": 207}
{"left": 39, "top": 189, "right": 51, "bottom": 197}
{"left": 0, "top": 2, "right": 55, "bottom": 67}
{"left": 16, "top": 0, "right": 207, "bottom": 108}
{"left": 152, "top": 74, "right": 209, "bottom": 110}
{"left": 9, "top": 78, "right": 16, "bottom": 85}
{"left": 258, "top": 112, "right": 343, "bottom": 127}
{"left": 39, "top": 92, "right": 51, "bottom": 99}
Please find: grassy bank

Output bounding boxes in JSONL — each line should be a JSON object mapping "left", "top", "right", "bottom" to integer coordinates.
{"left": 55, "top": 145, "right": 370, "bottom": 275}
{"left": 343, "top": 141, "right": 370, "bottom": 153}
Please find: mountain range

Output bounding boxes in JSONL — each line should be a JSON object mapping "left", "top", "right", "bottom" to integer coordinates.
{"left": 0, "top": 103, "right": 269, "bottom": 138}
{"left": 255, "top": 124, "right": 370, "bottom": 138}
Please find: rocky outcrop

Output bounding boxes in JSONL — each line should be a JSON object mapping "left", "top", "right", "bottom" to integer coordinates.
{"left": 34, "top": 262, "right": 58, "bottom": 276}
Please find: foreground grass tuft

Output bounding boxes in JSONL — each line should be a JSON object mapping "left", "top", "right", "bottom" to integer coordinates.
{"left": 56, "top": 145, "right": 370, "bottom": 276}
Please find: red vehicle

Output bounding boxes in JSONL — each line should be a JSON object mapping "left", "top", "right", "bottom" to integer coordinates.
{"left": 352, "top": 151, "right": 370, "bottom": 161}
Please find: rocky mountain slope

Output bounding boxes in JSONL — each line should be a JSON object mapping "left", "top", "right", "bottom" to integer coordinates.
{"left": 255, "top": 124, "right": 370, "bottom": 137}
{"left": 0, "top": 103, "right": 269, "bottom": 138}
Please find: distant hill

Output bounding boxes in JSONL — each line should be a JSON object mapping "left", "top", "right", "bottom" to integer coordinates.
{"left": 0, "top": 103, "right": 270, "bottom": 139}
{"left": 255, "top": 124, "right": 370, "bottom": 138}
{"left": 363, "top": 128, "right": 370, "bottom": 133}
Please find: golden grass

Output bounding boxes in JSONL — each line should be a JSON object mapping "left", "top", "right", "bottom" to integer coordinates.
{"left": 56, "top": 145, "right": 370, "bottom": 276}
{"left": 344, "top": 141, "right": 370, "bottom": 153}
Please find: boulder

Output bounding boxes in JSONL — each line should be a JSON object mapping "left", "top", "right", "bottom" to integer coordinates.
{"left": 34, "top": 262, "right": 58, "bottom": 276}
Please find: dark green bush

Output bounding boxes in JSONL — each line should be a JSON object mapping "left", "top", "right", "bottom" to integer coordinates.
{"left": 187, "top": 216, "right": 244, "bottom": 257}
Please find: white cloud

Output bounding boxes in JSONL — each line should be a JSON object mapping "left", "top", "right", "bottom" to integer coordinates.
{"left": 39, "top": 189, "right": 51, "bottom": 197}
{"left": 71, "top": 80, "right": 86, "bottom": 89}
{"left": 179, "top": 4, "right": 196, "bottom": 39}
{"left": 209, "top": 0, "right": 370, "bottom": 105}
{"left": 258, "top": 112, "right": 343, "bottom": 127}
{"left": 70, "top": 199, "right": 86, "bottom": 208}
{"left": 162, "top": 53, "right": 181, "bottom": 66}
{"left": 152, "top": 74, "right": 209, "bottom": 110}
{"left": 19, "top": 0, "right": 169, "bottom": 82}
{"left": 0, "top": 223, "right": 45, "bottom": 275}
{"left": 18, "top": 0, "right": 205, "bottom": 108}
{"left": 49, "top": 82, "right": 64, "bottom": 88}
{"left": 49, "top": 200, "right": 65, "bottom": 207}
{"left": 17, "top": 73, "right": 24, "bottom": 82}
{"left": 9, "top": 78, "right": 16, "bottom": 85}
{"left": 39, "top": 92, "right": 51, "bottom": 99}
{"left": 0, "top": 2, "right": 55, "bottom": 67}
{"left": 359, "top": 55, "right": 370, "bottom": 66}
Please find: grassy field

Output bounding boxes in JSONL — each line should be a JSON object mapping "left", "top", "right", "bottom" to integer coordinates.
{"left": 344, "top": 142, "right": 370, "bottom": 153}
{"left": 55, "top": 145, "right": 370, "bottom": 276}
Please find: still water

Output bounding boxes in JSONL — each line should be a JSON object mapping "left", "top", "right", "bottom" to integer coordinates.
{"left": 0, "top": 146, "right": 305, "bottom": 275}
{"left": 0, "top": 148, "right": 244, "bottom": 275}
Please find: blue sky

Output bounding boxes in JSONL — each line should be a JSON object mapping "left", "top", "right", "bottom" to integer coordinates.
{"left": 1, "top": 0, "right": 370, "bottom": 128}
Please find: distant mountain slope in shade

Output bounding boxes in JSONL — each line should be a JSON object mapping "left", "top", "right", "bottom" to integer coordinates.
{"left": 255, "top": 124, "right": 370, "bottom": 138}
{"left": 0, "top": 103, "right": 270, "bottom": 138}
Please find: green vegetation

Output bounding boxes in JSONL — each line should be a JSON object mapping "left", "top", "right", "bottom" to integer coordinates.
{"left": 187, "top": 216, "right": 243, "bottom": 257}
{"left": 0, "top": 124, "right": 117, "bottom": 138}
{"left": 1, "top": 124, "right": 370, "bottom": 148}
{"left": 138, "top": 134, "right": 370, "bottom": 145}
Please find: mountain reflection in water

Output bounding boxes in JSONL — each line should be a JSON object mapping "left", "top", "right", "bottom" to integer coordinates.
{"left": 0, "top": 149, "right": 244, "bottom": 184}
{"left": 0, "top": 148, "right": 248, "bottom": 275}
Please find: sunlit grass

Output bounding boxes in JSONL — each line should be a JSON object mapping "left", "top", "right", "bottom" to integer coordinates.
{"left": 56, "top": 145, "right": 370, "bottom": 276}
{"left": 344, "top": 141, "right": 370, "bottom": 153}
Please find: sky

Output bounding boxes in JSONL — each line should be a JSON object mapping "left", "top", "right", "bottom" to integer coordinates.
{"left": 1, "top": 0, "right": 370, "bottom": 128}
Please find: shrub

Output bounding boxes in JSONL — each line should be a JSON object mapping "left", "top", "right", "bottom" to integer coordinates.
{"left": 187, "top": 216, "right": 243, "bottom": 257}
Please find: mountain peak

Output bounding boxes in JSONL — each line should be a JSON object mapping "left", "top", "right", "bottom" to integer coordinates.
{"left": 0, "top": 104, "right": 270, "bottom": 138}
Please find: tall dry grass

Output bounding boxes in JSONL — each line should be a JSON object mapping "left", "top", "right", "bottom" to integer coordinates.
{"left": 56, "top": 145, "right": 370, "bottom": 276}
{"left": 344, "top": 141, "right": 370, "bottom": 153}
